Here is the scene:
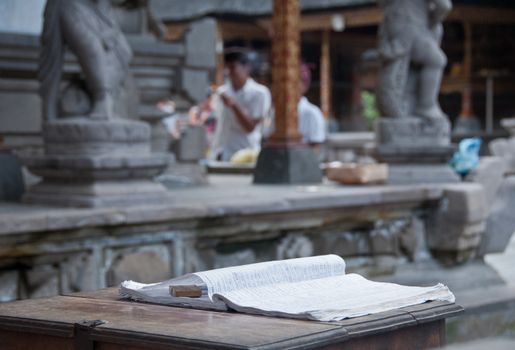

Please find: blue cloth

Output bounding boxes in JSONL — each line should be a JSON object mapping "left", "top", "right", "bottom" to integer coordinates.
{"left": 449, "top": 138, "right": 482, "bottom": 176}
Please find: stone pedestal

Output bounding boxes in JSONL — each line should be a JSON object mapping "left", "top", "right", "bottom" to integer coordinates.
{"left": 376, "top": 118, "right": 460, "bottom": 184}
{"left": 23, "top": 117, "right": 169, "bottom": 207}
{"left": 253, "top": 145, "right": 322, "bottom": 184}
{"left": 376, "top": 118, "right": 451, "bottom": 148}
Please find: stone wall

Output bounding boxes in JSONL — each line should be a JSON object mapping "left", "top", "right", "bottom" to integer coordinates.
{"left": 0, "top": 175, "right": 495, "bottom": 302}
{"left": 0, "top": 211, "right": 422, "bottom": 302}
{"left": 0, "top": 181, "right": 454, "bottom": 302}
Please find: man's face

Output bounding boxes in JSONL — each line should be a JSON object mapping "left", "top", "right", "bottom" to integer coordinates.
{"left": 226, "top": 61, "right": 249, "bottom": 89}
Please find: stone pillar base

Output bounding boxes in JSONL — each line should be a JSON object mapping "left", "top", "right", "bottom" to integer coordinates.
{"left": 253, "top": 145, "right": 322, "bottom": 184}
{"left": 22, "top": 117, "right": 170, "bottom": 207}
{"left": 22, "top": 153, "right": 170, "bottom": 207}
{"left": 376, "top": 117, "right": 451, "bottom": 148}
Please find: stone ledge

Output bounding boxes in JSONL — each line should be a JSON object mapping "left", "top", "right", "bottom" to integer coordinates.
{"left": 0, "top": 176, "right": 444, "bottom": 236}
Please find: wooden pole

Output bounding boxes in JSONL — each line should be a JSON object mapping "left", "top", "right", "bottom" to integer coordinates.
{"left": 253, "top": 0, "right": 322, "bottom": 184}
{"left": 320, "top": 29, "right": 332, "bottom": 119}
{"left": 268, "top": 0, "right": 302, "bottom": 145}
{"left": 458, "top": 22, "right": 474, "bottom": 119}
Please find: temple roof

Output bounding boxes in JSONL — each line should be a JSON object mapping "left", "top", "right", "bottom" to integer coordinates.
{"left": 151, "top": 0, "right": 375, "bottom": 22}
{"left": 152, "top": 0, "right": 515, "bottom": 22}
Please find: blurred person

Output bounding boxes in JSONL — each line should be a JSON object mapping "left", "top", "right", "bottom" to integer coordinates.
{"left": 209, "top": 48, "right": 271, "bottom": 161}
{"left": 298, "top": 63, "right": 326, "bottom": 154}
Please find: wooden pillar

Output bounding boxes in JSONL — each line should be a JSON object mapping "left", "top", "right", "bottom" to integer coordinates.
{"left": 253, "top": 0, "right": 322, "bottom": 184}
{"left": 320, "top": 29, "right": 332, "bottom": 119}
{"left": 268, "top": 0, "right": 302, "bottom": 145}
{"left": 458, "top": 22, "right": 474, "bottom": 119}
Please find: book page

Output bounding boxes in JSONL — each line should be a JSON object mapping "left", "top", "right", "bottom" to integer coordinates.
{"left": 213, "top": 273, "right": 455, "bottom": 321}
{"left": 195, "top": 255, "right": 346, "bottom": 297}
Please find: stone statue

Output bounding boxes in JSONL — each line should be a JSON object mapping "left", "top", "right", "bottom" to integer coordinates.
{"left": 24, "top": 0, "right": 169, "bottom": 208}
{"left": 374, "top": 0, "right": 461, "bottom": 184}
{"left": 376, "top": 0, "right": 452, "bottom": 120}
{"left": 39, "top": 0, "right": 133, "bottom": 121}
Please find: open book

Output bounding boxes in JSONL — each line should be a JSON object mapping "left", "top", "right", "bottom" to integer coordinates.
{"left": 119, "top": 255, "right": 455, "bottom": 322}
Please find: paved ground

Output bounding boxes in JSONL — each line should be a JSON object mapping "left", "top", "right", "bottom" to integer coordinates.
{"left": 439, "top": 234, "right": 515, "bottom": 349}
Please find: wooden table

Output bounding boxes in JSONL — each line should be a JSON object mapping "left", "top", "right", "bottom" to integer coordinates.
{"left": 0, "top": 288, "right": 462, "bottom": 350}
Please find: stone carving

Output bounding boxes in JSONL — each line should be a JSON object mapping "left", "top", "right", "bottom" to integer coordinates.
{"left": 40, "top": 0, "right": 133, "bottom": 121}
{"left": 22, "top": 0, "right": 169, "bottom": 207}
{"left": 376, "top": 0, "right": 452, "bottom": 121}
{"left": 375, "top": 1, "right": 459, "bottom": 184}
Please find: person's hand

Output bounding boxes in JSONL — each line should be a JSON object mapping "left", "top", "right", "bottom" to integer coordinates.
{"left": 220, "top": 93, "right": 236, "bottom": 108}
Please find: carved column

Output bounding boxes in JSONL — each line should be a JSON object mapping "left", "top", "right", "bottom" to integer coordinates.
{"left": 253, "top": 0, "right": 322, "bottom": 184}
{"left": 268, "top": 0, "right": 302, "bottom": 145}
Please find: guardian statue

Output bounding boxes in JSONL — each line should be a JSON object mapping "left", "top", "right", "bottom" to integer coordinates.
{"left": 39, "top": 0, "right": 133, "bottom": 121}
{"left": 376, "top": 0, "right": 453, "bottom": 120}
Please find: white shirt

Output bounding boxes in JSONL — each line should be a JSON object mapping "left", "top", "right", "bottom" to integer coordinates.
{"left": 212, "top": 79, "right": 271, "bottom": 161}
{"left": 298, "top": 96, "right": 326, "bottom": 144}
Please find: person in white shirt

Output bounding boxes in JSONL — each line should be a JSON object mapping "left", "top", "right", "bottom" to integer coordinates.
{"left": 298, "top": 63, "right": 326, "bottom": 154}
{"left": 210, "top": 49, "right": 271, "bottom": 161}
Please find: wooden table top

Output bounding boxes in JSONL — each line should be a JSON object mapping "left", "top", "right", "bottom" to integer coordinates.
{"left": 0, "top": 288, "right": 463, "bottom": 350}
